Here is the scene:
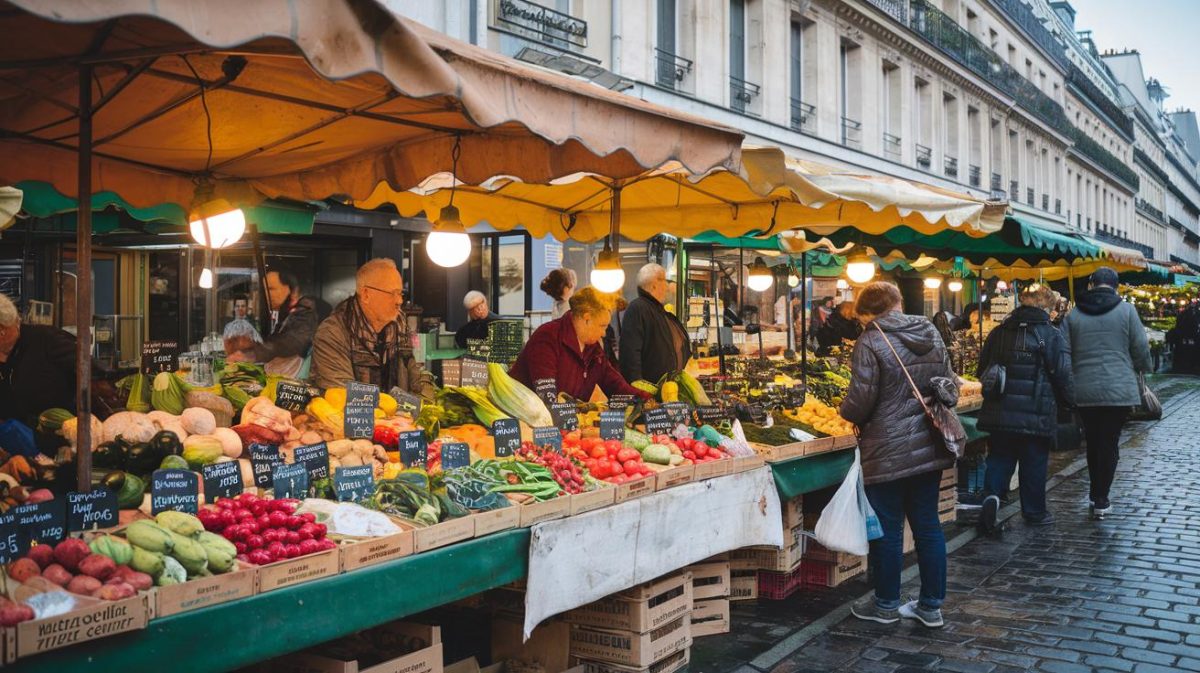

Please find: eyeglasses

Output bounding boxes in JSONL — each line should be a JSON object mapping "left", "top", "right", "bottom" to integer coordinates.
{"left": 364, "top": 285, "right": 404, "bottom": 300}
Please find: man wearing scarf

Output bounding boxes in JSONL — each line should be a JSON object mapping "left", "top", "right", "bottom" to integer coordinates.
{"left": 310, "top": 258, "right": 435, "bottom": 399}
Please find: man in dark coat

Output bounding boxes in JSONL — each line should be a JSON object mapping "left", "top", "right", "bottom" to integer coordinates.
{"left": 0, "top": 294, "right": 77, "bottom": 427}
{"left": 238, "top": 268, "right": 320, "bottom": 378}
{"left": 619, "top": 264, "right": 691, "bottom": 384}
{"left": 814, "top": 301, "right": 863, "bottom": 355}
{"left": 976, "top": 284, "right": 1075, "bottom": 532}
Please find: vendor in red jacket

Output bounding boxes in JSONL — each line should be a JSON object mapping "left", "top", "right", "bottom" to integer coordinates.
{"left": 510, "top": 287, "right": 651, "bottom": 402}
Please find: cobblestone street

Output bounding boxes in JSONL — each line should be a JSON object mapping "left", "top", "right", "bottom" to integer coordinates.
{"left": 693, "top": 376, "right": 1200, "bottom": 673}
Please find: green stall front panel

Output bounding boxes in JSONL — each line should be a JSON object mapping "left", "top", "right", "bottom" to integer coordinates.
{"left": 771, "top": 448, "right": 856, "bottom": 499}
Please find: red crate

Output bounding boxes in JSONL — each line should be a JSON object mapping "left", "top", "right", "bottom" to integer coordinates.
{"left": 758, "top": 567, "right": 805, "bottom": 600}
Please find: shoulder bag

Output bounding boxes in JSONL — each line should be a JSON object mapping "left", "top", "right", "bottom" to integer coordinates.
{"left": 874, "top": 323, "right": 967, "bottom": 459}
{"left": 1129, "top": 373, "right": 1162, "bottom": 421}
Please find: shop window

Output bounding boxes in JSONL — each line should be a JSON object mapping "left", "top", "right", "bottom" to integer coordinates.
{"left": 881, "top": 61, "right": 901, "bottom": 159}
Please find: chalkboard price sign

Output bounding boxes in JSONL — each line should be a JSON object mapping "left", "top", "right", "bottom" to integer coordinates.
{"left": 606, "top": 394, "right": 638, "bottom": 413}
{"left": 492, "top": 418, "right": 521, "bottom": 457}
{"left": 141, "top": 340, "right": 179, "bottom": 374}
{"left": 550, "top": 402, "right": 579, "bottom": 431}
{"left": 0, "top": 512, "right": 29, "bottom": 564}
{"left": 202, "top": 461, "right": 244, "bottom": 503}
{"left": 461, "top": 358, "right": 490, "bottom": 387}
{"left": 693, "top": 405, "right": 731, "bottom": 426}
{"left": 151, "top": 469, "right": 201, "bottom": 515}
{"left": 643, "top": 407, "right": 673, "bottom": 435}
{"left": 344, "top": 381, "right": 380, "bottom": 439}
{"left": 67, "top": 489, "right": 118, "bottom": 532}
{"left": 249, "top": 443, "right": 284, "bottom": 489}
{"left": 532, "top": 426, "right": 563, "bottom": 453}
{"left": 398, "top": 430, "right": 428, "bottom": 468}
{"left": 275, "top": 382, "right": 319, "bottom": 412}
{"left": 294, "top": 442, "right": 331, "bottom": 481}
{"left": 663, "top": 401, "right": 692, "bottom": 426}
{"left": 599, "top": 410, "right": 626, "bottom": 440}
{"left": 441, "top": 442, "right": 471, "bottom": 470}
{"left": 13, "top": 500, "right": 66, "bottom": 545}
{"left": 534, "top": 378, "right": 557, "bottom": 404}
{"left": 388, "top": 387, "right": 422, "bottom": 416}
{"left": 334, "top": 465, "right": 374, "bottom": 503}
{"left": 272, "top": 463, "right": 308, "bottom": 500}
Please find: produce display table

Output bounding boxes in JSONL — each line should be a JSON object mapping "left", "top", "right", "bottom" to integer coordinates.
{"left": 6, "top": 529, "right": 530, "bottom": 673}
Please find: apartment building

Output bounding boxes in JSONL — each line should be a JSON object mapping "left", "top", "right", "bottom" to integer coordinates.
{"left": 387, "top": 0, "right": 1199, "bottom": 268}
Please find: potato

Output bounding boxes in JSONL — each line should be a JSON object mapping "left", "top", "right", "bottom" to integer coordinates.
{"left": 299, "top": 431, "right": 323, "bottom": 446}
{"left": 92, "top": 583, "right": 135, "bottom": 601}
{"left": 42, "top": 563, "right": 73, "bottom": 586}
{"left": 67, "top": 575, "right": 102, "bottom": 596}
{"left": 0, "top": 604, "right": 34, "bottom": 627}
{"left": 7, "top": 558, "right": 40, "bottom": 583}
{"left": 77, "top": 553, "right": 117, "bottom": 581}
{"left": 27, "top": 544, "right": 54, "bottom": 569}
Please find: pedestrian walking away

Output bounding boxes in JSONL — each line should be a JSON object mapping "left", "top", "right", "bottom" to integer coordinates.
{"left": 976, "top": 283, "right": 1075, "bottom": 533}
{"left": 839, "top": 281, "right": 957, "bottom": 629}
{"left": 1063, "top": 267, "right": 1151, "bottom": 519}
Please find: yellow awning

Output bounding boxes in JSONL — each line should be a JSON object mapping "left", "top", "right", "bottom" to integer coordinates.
{"left": 358, "top": 147, "right": 1007, "bottom": 242}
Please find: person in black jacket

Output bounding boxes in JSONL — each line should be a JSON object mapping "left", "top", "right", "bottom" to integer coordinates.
{"left": 620, "top": 264, "right": 691, "bottom": 384}
{"left": 232, "top": 267, "right": 319, "bottom": 378}
{"left": 455, "top": 291, "right": 501, "bottom": 349}
{"left": 0, "top": 294, "right": 77, "bottom": 427}
{"left": 976, "top": 284, "right": 1075, "bottom": 532}
{"left": 814, "top": 301, "right": 863, "bottom": 355}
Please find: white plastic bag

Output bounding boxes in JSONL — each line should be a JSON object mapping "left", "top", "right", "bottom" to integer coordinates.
{"left": 814, "top": 449, "right": 870, "bottom": 555}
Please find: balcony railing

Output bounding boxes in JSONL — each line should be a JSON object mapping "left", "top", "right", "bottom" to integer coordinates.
{"left": 1026, "top": 188, "right": 1034, "bottom": 205}
{"left": 1065, "top": 63, "right": 1133, "bottom": 137}
{"left": 1137, "top": 198, "right": 1165, "bottom": 222}
{"left": 989, "top": 0, "right": 1071, "bottom": 71}
{"left": 495, "top": 0, "right": 588, "bottom": 49}
{"left": 863, "top": 0, "right": 908, "bottom": 23}
{"left": 790, "top": 98, "right": 816, "bottom": 134}
{"left": 1055, "top": 198, "right": 1062, "bottom": 215}
{"left": 916, "top": 144, "right": 932, "bottom": 169}
{"left": 944, "top": 156, "right": 958, "bottom": 178}
{"left": 1042, "top": 194, "right": 1049, "bottom": 211}
{"left": 968, "top": 165, "right": 981, "bottom": 187}
{"left": 730, "top": 76, "right": 760, "bottom": 112}
{"left": 1069, "top": 127, "right": 1140, "bottom": 189}
{"left": 654, "top": 48, "right": 693, "bottom": 90}
{"left": 991, "top": 173, "right": 1002, "bottom": 191}
{"left": 841, "top": 116, "right": 862, "bottom": 149}
{"left": 883, "top": 132, "right": 902, "bottom": 160}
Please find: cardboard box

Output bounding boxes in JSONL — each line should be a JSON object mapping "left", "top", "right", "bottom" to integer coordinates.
{"left": 692, "top": 460, "right": 729, "bottom": 481}
{"left": 339, "top": 529, "right": 415, "bottom": 572}
{"left": 10, "top": 594, "right": 148, "bottom": 660}
{"left": 831, "top": 434, "right": 858, "bottom": 450}
{"left": 568, "top": 616, "right": 691, "bottom": 667}
{"left": 729, "top": 561, "right": 758, "bottom": 601}
{"left": 154, "top": 564, "right": 258, "bottom": 617}
{"left": 653, "top": 465, "right": 695, "bottom": 492}
{"left": 520, "top": 497, "right": 570, "bottom": 527}
{"left": 567, "top": 572, "right": 693, "bottom": 633}
{"left": 413, "top": 516, "right": 475, "bottom": 552}
{"left": 801, "top": 557, "right": 866, "bottom": 588}
{"left": 473, "top": 506, "right": 520, "bottom": 537}
{"left": 492, "top": 614, "right": 570, "bottom": 673}
{"left": 258, "top": 547, "right": 341, "bottom": 593}
{"left": 781, "top": 495, "right": 804, "bottom": 532}
{"left": 568, "top": 488, "right": 615, "bottom": 515}
{"left": 686, "top": 562, "right": 730, "bottom": 600}
{"left": 728, "top": 455, "right": 765, "bottom": 473}
{"left": 690, "top": 598, "right": 730, "bottom": 637}
{"left": 613, "top": 476, "right": 656, "bottom": 503}
{"left": 732, "top": 525, "right": 807, "bottom": 572}
{"left": 273, "top": 621, "right": 442, "bottom": 673}
{"left": 802, "top": 437, "right": 835, "bottom": 456}
{"left": 572, "top": 646, "right": 690, "bottom": 673}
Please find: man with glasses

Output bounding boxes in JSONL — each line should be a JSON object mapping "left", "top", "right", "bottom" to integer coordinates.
{"left": 310, "top": 258, "right": 435, "bottom": 398}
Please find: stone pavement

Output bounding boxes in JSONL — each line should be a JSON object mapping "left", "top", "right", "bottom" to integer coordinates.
{"left": 691, "top": 376, "right": 1200, "bottom": 673}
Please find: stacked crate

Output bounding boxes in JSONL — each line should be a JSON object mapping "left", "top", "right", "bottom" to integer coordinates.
{"left": 939, "top": 467, "right": 958, "bottom": 524}
{"left": 686, "top": 556, "right": 730, "bottom": 637}
{"left": 731, "top": 495, "right": 805, "bottom": 600}
{"left": 567, "top": 572, "right": 694, "bottom": 673}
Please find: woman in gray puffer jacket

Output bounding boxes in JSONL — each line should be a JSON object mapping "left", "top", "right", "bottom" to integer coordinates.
{"left": 840, "top": 282, "right": 957, "bottom": 630}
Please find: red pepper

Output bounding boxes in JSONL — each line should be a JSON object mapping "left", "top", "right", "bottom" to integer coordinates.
{"left": 373, "top": 425, "right": 399, "bottom": 448}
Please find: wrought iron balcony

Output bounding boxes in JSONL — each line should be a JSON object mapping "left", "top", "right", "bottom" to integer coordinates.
{"left": 1137, "top": 198, "right": 1165, "bottom": 222}
{"left": 989, "top": 0, "right": 1071, "bottom": 71}
{"left": 883, "top": 132, "right": 902, "bottom": 160}
{"left": 1069, "top": 127, "right": 1140, "bottom": 189}
{"left": 1095, "top": 229, "right": 1155, "bottom": 258}
{"left": 863, "top": 0, "right": 908, "bottom": 23}
{"left": 790, "top": 98, "right": 816, "bottom": 134}
{"left": 991, "top": 173, "right": 1002, "bottom": 191}
{"left": 654, "top": 48, "right": 693, "bottom": 90}
{"left": 944, "top": 156, "right": 959, "bottom": 178}
{"left": 496, "top": 0, "right": 588, "bottom": 49}
{"left": 916, "top": 144, "right": 932, "bottom": 169}
{"left": 969, "top": 165, "right": 981, "bottom": 187}
{"left": 841, "top": 116, "right": 862, "bottom": 149}
{"left": 1065, "top": 64, "right": 1133, "bottom": 137}
{"left": 730, "top": 76, "right": 760, "bottom": 112}
{"left": 1026, "top": 188, "right": 1035, "bottom": 205}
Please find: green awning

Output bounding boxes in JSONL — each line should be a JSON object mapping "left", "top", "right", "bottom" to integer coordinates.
{"left": 15, "top": 180, "right": 318, "bottom": 235}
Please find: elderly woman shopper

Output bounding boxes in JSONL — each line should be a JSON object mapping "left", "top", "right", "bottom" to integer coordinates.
{"left": 510, "top": 287, "right": 649, "bottom": 402}
{"left": 840, "top": 282, "right": 957, "bottom": 629}
{"left": 976, "top": 284, "right": 1075, "bottom": 533}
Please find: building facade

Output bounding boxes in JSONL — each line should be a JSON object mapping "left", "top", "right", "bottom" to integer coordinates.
{"left": 387, "top": 0, "right": 1199, "bottom": 269}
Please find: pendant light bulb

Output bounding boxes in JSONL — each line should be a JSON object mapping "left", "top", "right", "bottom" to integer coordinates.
{"left": 948, "top": 280, "right": 964, "bottom": 293}
{"left": 188, "top": 198, "right": 246, "bottom": 249}
{"left": 787, "top": 273, "right": 800, "bottom": 288}
{"left": 924, "top": 277, "right": 943, "bottom": 289}
{"left": 746, "top": 257, "right": 774, "bottom": 292}
{"left": 845, "top": 253, "right": 876, "bottom": 284}
{"left": 590, "top": 238, "right": 625, "bottom": 293}
{"left": 426, "top": 205, "right": 472, "bottom": 268}
{"left": 996, "top": 280, "right": 1009, "bottom": 292}
{"left": 198, "top": 267, "right": 214, "bottom": 289}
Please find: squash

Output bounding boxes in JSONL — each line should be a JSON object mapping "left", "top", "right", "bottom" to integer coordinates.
{"left": 36, "top": 408, "right": 74, "bottom": 434}
{"left": 116, "top": 473, "right": 145, "bottom": 509}
{"left": 0, "top": 456, "right": 35, "bottom": 482}
{"left": 182, "top": 435, "right": 223, "bottom": 469}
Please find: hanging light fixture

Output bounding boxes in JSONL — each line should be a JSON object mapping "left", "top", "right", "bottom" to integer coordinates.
{"left": 996, "top": 280, "right": 1009, "bottom": 292}
{"left": 426, "top": 136, "right": 472, "bottom": 268}
{"left": 845, "top": 252, "right": 876, "bottom": 284}
{"left": 198, "top": 267, "right": 214, "bottom": 289}
{"left": 188, "top": 185, "right": 245, "bottom": 249}
{"left": 948, "top": 279, "right": 964, "bottom": 293}
{"left": 924, "top": 276, "right": 943, "bottom": 289}
{"left": 787, "top": 272, "right": 800, "bottom": 288}
{"left": 746, "top": 257, "right": 774, "bottom": 292}
{"left": 590, "top": 237, "right": 625, "bottom": 293}
{"left": 836, "top": 279, "right": 849, "bottom": 290}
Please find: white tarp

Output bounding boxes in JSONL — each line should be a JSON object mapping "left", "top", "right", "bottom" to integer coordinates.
{"left": 523, "top": 466, "right": 783, "bottom": 638}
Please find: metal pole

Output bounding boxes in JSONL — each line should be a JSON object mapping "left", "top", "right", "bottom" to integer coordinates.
{"left": 250, "top": 222, "right": 270, "bottom": 335}
{"left": 712, "top": 245, "right": 725, "bottom": 376}
{"left": 800, "top": 253, "right": 808, "bottom": 390}
{"left": 76, "top": 66, "right": 94, "bottom": 492}
{"left": 978, "top": 274, "right": 984, "bottom": 347}
{"left": 785, "top": 259, "right": 794, "bottom": 353}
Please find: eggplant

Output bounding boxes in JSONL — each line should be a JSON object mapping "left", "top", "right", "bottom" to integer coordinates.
{"left": 92, "top": 441, "right": 128, "bottom": 470}
{"left": 151, "top": 429, "right": 182, "bottom": 457}
{"left": 100, "top": 470, "right": 127, "bottom": 492}
{"left": 124, "top": 442, "right": 160, "bottom": 476}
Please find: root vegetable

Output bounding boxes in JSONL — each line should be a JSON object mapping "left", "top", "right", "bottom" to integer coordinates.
{"left": 299, "top": 431, "right": 323, "bottom": 446}
{"left": 92, "top": 583, "right": 135, "bottom": 600}
{"left": 77, "top": 553, "right": 117, "bottom": 580}
{"left": 42, "top": 563, "right": 72, "bottom": 586}
{"left": 67, "top": 575, "right": 102, "bottom": 595}
{"left": 0, "top": 604, "right": 33, "bottom": 626}
{"left": 8, "top": 558, "right": 40, "bottom": 582}
{"left": 28, "top": 544, "right": 54, "bottom": 569}
{"left": 53, "top": 538, "right": 92, "bottom": 572}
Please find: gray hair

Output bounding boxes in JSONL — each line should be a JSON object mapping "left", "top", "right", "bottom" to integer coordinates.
{"left": 0, "top": 294, "right": 16, "bottom": 327}
{"left": 356, "top": 258, "right": 399, "bottom": 289}
{"left": 463, "top": 290, "right": 487, "bottom": 310}
{"left": 636, "top": 263, "right": 666, "bottom": 289}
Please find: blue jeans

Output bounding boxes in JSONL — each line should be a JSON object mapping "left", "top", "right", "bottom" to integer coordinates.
{"left": 984, "top": 432, "right": 1051, "bottom": 521}
{"left": 864, "top": 470, "right": 946, "bottom": 610}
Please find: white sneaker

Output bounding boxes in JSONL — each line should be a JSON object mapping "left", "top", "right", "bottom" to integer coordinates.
{"left": 899, "top": 600, "right": 944, "bottom": 628}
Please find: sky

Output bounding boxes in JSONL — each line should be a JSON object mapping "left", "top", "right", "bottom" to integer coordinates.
{"left": 1070, "top": 0, "right": 1200, "bottom": 115}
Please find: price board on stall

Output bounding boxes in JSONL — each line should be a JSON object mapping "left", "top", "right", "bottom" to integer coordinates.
{"left": 344, "top": 382, "right": 380, "bottom": 439}
{"left": 693, "top": 404, "right": 731, "bottom": 426}
{"left": 534, "top": 378, "right": 557, "bottom": 405}
{"left": 532, "top": 426, "right": 562, "bottom": 453}
{"left": 141, "top": 340, "right": 179, "bottom": 374}
{"left": 663, "top": 401, "right": 692, "bottom": 426}
{"left": 334, "top": 466, "right": 374, "bottom": 503}
{"left": 272, "top": 463, "right": 308, "bottom": 500}
{"left": 151, "top": 469, "right": 201, "bottom": 515}
{"left": 67, "top": 489, "right": 118, "bottom": 532}
{"left": 550, "top": 402, "right": 579, "bottom": 431}
{"left": 441, "top": 442, "right": 471, "bottom": 470}
{"left": 275, "top": 382, "right": 320, "bottom": 413}
{"left": 249, "top": 443, "right": 284, "bottom": 489}
{"left": 599, "top": 410, "right": 626, "bottom": 440}
{"left": 0, "top": 512, "right": 29, "bottom": 563}
{"left": 13, "top": 500, "right": 66, "bottom": 545}
{"left": 606, "top": 394, "right": 638, "bottom": 414}
{"left": 202, "top": 461, "right": 244, "bottom": 502}
{"left": 461, "top": 358, "right": 490, "bottom": 387}
{"left": 399, "top": 430, "right": 428, "bottom": 468}
{"left": 492, "top": 418, "right": 521, "bottom": 457}
{"left": 643, "top": 407, "right": 673, "bottom": 435}
{"left": 294, "top": 442, "right": 331, "bottom": 481}
{"left": 389, "top": 387, "right": 422, "bottom": 416}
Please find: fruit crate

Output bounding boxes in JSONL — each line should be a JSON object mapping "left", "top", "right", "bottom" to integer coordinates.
{"left": 758, "top": 566, "right": 805, "bottom": 600}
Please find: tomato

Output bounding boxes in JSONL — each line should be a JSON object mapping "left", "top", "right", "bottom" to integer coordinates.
{"left": 581, "top": 437, "right": 602, "bottom": 451}
{"left": 565, "top": 430, "right": 582, "bottom": 445}
{"left": 609, "top": 460, "right": 625, "bottom": 475}
{"left": 693, "top": 444, "right": 708, "bottom": 458}
{"left": 593, "top": 459, "right": 611, "bottom": 478}
{"left": 622, "top": 459, "right": 642, "bottom": 474}
{"left": 683, "top": 450, "right": 696, "bottom": 461}
{"left": 589, "top": 445, "right": 607, "bottom": 459}
{"left": 616, "top": 448, "right": 640, "bottom": 463}
{"left": 604, "top": 439, "right": 623, "bottom": 453}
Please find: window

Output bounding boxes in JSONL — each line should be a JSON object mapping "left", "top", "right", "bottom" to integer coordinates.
{"left": 790, "top": 18, "right": 816, "bottom": 133}
{"left": 1008, "top": 44, "right": 1018, "bottom": 68}
{"left": 988, "top": 28, "right": 999, "bottom": 51}
{"left": 966, "top": 9, "right": 979, "bottom": 37}
{"left": 968, "top": 106, "right": 982, "bottom": 186}
{"left": 655, "top": 0, "right": 680, "bottom": 89}
{"left": 881, "top": 61, "right": 901, "bottom": 159}
{"left": 839, "top": 40, "right": 862, "bottom": 148}
{"left": 1008, "top": 129, "right": 1020, "bottom": 193}
{"left": 915, "top": 78, "right": 932, "bottom": 167}
{"left": 729, "top": 0, "right": 747, "bottom": 112}
{"left": 943, "top": 92, "right": 960, "bottom": 178}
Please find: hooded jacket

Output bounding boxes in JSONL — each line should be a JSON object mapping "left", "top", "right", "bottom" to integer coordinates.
{"left": 1063, "top": 287, "right": 1151, "bottom": 407}
{"left": 839, "top": 311, "right": 957, "bottom": 485}
{"left": 977, "top": 305, "right": 1075, "bottom": 438}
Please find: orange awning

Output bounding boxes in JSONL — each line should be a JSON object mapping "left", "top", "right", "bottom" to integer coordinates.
{"left": 0, "top": 0, "right": 743, "bottom": 209}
